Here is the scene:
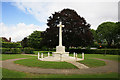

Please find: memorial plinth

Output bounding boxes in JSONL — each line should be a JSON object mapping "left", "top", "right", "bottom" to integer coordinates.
{"left": 52, "top": 46, "right": 69, "bottom": 57}
{"left": 38, "top": 21, "right": 83, "bottom": 61}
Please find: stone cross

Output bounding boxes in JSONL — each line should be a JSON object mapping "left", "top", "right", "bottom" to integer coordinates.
{"left": 57, "top": 21, "right": 64, "bottom": 46}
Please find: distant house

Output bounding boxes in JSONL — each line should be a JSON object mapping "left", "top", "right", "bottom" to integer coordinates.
{"left": 1, "top": 37, "right": 11, "bottom": 42}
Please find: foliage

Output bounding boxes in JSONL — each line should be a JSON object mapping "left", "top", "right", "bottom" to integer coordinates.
{"left": 1, "top": 48, "right": 22, "bottom": 54}
{"left": 85, "top": 49, "right": 120, "bottom": 55}
{"left": 68, "top": 48, "right": 120, "bottom": 55}
{"left": 96, "top": 22, "right": 117, "bottom": 47}
{"left": 41, "top": 8, "right": 93, "bottom": 48}
{"left": 2, "top": 42, "right": 22, "bottom": 48}
{"left": 90, "top": 29, "right": 98, "bottom": 42}
{"left": 23, "top": 47, "right": 34, "bottom": 54}
{"left": 114, "top": 22, "right": 120, "bottom": 47}
{"left": 1, "top": 47, "right": 34, "bottom": 54}
{"left": 26, "top": 31, "right": 42, "bottom": 49}
{"left": 14, "top": 58, "right": 78, "bottom": 69}
{"left": 21, "top": 37, "right": 28, "bottom": 48}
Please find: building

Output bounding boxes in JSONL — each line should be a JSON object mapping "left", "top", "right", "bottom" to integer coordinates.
{"left": 1, "top": 37, "right": 11, "bottom": 42}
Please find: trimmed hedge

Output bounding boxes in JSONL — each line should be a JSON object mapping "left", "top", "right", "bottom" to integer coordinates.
{"left": 1, "top": 47, "right": 34, "bottom": 54}
{"left": 84, "top": 49, "right": 120, "bottom": 55}
{"left": 1, "top": 48, "right": 22, "bottom": 54}
{"left": 68, "top": 49, "right": 120, "bottom": 55}
{"left": 2, "top": 42, "right": 22, "bottom": 48}
{"left": 23, "top": 47, "right": 34, "bottom": 54}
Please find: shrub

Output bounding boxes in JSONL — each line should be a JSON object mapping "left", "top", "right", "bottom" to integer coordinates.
{"left": 23, "top": 47, "right": 34, "bottom": 54}
{"left": 84, "top": 49, "right": 120, "bottom": 55}
{"left": 1, "top": 48, "right": 10, "bottom": 54}
{"left": 2, "top": 42, "right": 22, "bottom": 48}
{"left": 1, "top": 48, "right": 22, "bottom": 54}
{"left": 10, "top": 48, "right": 22, "bottom": 54}
{"left": 68, "top": 48, "right": 120, "bottom": 55}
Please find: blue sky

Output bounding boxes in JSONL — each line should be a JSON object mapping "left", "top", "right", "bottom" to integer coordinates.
{"left": 2, "top": 2, "right": 41, "bottom": 26}
{"left": 0, "top": 1, "right": 118, "bottom": 42}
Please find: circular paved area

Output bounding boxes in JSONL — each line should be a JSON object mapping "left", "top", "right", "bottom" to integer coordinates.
{"left": 1, "top": 58, "right": 119, "bottom": 74}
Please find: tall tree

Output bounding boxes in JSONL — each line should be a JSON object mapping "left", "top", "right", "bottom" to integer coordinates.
{"left": 96, "top": 22, "right": 116, "bottom": 47}
{"left": 27, "top": 31, "right": 42, "bottom": 49}
{"left": 114, "top": 22, "right": 120, "bottom": 47}
{"left": 21, "top": 37, "right": 28, "bottom": 48}
{"left": 41, "top": 8, "right": 93, "bottom": 48}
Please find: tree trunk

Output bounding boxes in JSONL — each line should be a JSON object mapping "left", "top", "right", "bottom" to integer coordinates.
{"left": 106, "top": 39, "right": 112, "bottom": 48}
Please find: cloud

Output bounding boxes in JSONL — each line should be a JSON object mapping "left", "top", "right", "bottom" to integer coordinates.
{"left": 0, "top": 23, "right": 47, "bottom": 42}
{"left": 11, "top": 1, "right": 118, "bottom": 30}
{"left": 1, "top": 0, "right": 118, "bottom": 42}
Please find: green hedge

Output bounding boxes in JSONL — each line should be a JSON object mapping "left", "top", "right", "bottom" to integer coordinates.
{"left": 2, "top": 42, "right": 22, "bottom": 48}
{"left": 84, "top": 49, "right": 120, "bottom": 55}
{"left": 23, "top": 47, "right": 34, "bottom": 54}
{"left": 1, "top": 48, "right": 22, "bottom": 54}
{"left": 68, "top": 48, "right": 120, "bottom": 55}
{"left": 1, "top": 47, "right": 34, "bottom": 54}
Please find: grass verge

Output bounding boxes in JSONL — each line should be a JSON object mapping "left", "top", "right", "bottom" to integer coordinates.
{"left": 1, "top": 54, "right": 35, "bottom": 60}
{"left": 14, "top": 58, "right": 78, "bottom": 69}
{"left": 2, "top": 68, "right": 119, "bottom": 78}
{"left": 78, "top": 58, "right": 106, "bottom": 67}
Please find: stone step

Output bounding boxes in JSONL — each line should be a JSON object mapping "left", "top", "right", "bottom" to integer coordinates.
{"left": 66, "top": 61, "right": 89, "bottom": 69}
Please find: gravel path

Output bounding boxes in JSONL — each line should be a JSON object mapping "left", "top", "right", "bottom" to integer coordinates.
{"left": 1, "top": 58, "right": 119, "bottom": 74}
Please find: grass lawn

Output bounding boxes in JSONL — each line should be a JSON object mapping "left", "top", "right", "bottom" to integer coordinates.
{"left": 1, "top": 54, "right": 119, "bottom": 79}
{"left": 1, "top": 54, "right": 35, "bottom": 60}
{"left": 1, "top": 54, "right": 119, "bottom": 68}
{"left": 2, "top": 68, "right": 119, "bottom": 78}
{"left": 78, "top": 58, "right": 106, "bottom": 67}
{"left": 14, "top": 58, "right": 78, "bottom": 69}
{"left": 2, "top": 68, "right": 27, "bottom": 78}
{"left": 69, "top": 54, "right": 119, "bottom": 62}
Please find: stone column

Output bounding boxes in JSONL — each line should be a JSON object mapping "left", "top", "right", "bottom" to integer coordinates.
{"left": 74, "top": 52, "right": 75, "bottom": 58}
{"left": 76, "top": 53, "right": 77, "bottom": 61}
{"left": 82, "top": 52, "right": 84, "bottom": 60}
{"left": 48, "top": 52, "right": 50, "bottom": 57}
{"left": 41, "top": 53, "right": 43, "bottom": 59}
{"left": 38, "top": 52, "right": 40, "bottom": 59}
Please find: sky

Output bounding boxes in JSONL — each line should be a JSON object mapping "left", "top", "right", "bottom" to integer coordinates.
{"left": 0, "top": 0, "right": 119, "bottom": 42}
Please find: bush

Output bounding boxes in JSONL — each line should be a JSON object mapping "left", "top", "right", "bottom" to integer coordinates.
{"left": 23, "top": 47, "right": 34, "bottom": 54}
{"left": 68, "top": 48, "right": 120, "bottom": 55}
{"left": 84, "top": 49, "right": 120, "bottom": 55}
{"left": 2, "top": 42, "right": 22, "bottom": 48}
{"left": 1, "top": 48, "right": 10, "bottom": 54}
{"left": 1, "top": 48, "right": 22, "bottom": 54}
{"left": 10, "top": 48, "right": 22, "bottom": 54}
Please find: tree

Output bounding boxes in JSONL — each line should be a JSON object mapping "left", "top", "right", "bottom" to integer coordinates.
{"left": 27, "top": 31, "right": 42, "bottom": 49}
{"left": 21, "top": 37, "right": 28, "bottom": 48}
{"left": 96, "top": 22, "right": 116, "bottom": 47}
{"left": 90, "top": 29, "right": 98, "bottom": 41}
{"left": 114, "top": 22, "right": 120, "bottom": 47}
{"left": 41, "top": 8, "right": 93, "bottom": 48}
